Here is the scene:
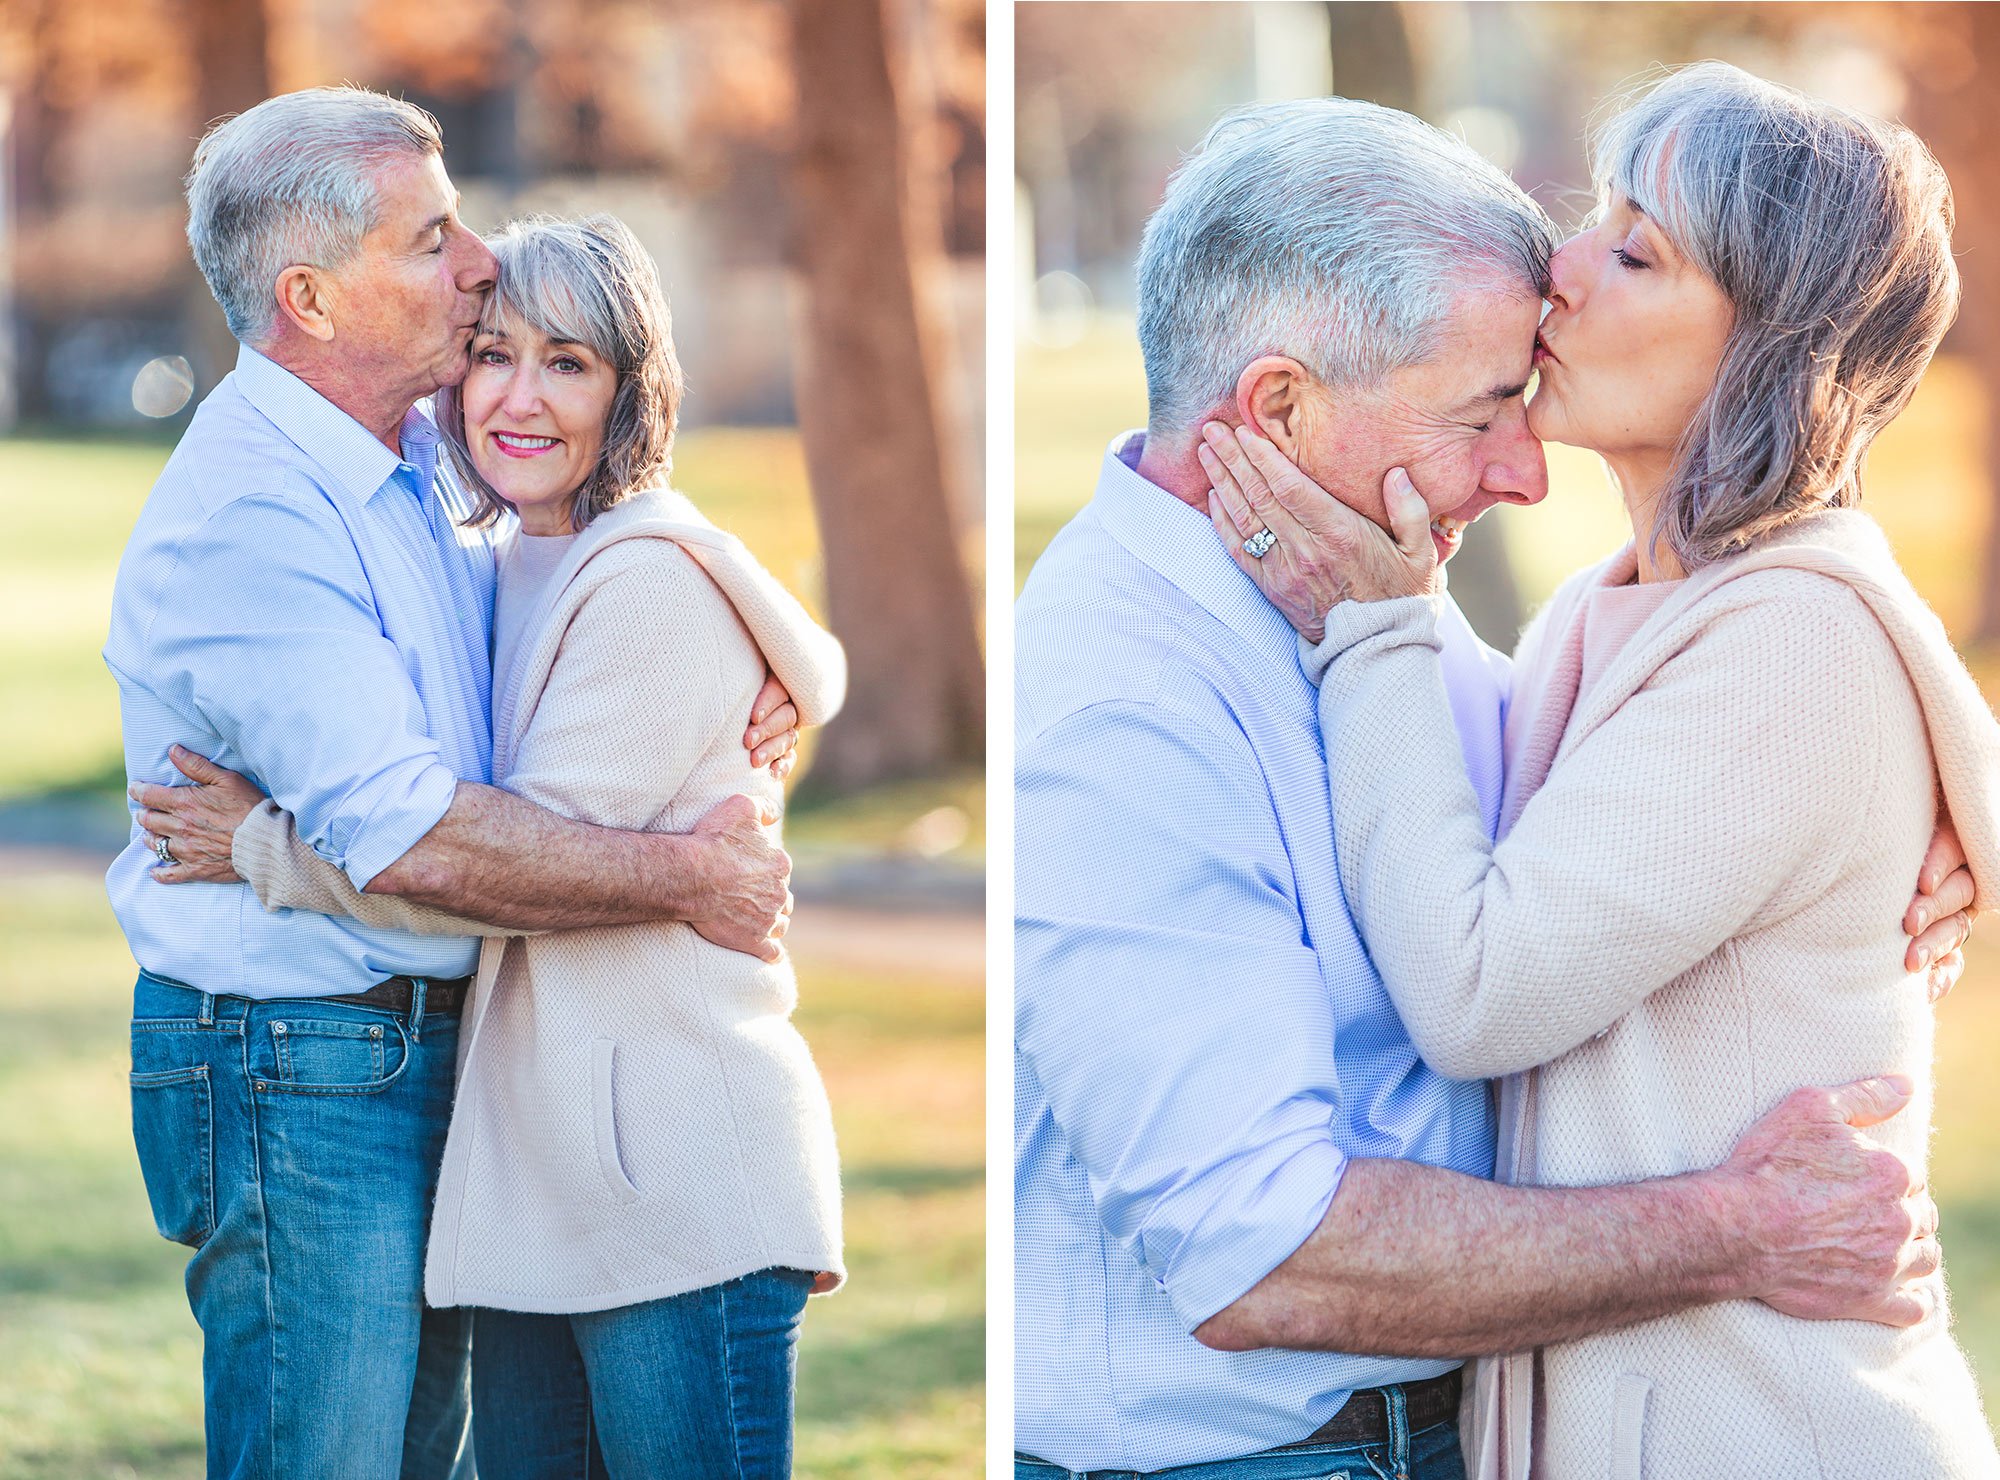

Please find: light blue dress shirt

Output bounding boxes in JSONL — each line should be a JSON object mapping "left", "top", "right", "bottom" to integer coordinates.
{"left": 1015, "top": 434, "right": 1510, "bottom": 1472}
{"left": 105, "top": 345, "right": 496, "bottom": 1001}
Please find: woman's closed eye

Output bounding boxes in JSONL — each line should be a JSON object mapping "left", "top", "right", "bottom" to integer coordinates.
{"left": 1613, "top": 245, "right": 1650, "bottom": 271}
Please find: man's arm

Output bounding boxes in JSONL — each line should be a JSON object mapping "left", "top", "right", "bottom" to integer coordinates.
{"left": 364, "top": 781, "right": 789, "bottom": 957}
{"left": 1195, "top": 1076, "right": 1937, "bottom": 1356}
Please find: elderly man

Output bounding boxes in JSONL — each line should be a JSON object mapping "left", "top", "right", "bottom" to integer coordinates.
{"left": 107, "top": 89, "right": 799, "bottom": 1478}
{"left": 1014, "top": 97, "right": 1967, "bottom": 1479}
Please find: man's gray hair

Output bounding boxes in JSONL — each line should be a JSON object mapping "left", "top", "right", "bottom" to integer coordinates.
{"left": 1137, "top": 97, "right": 1559, "bottom": 434}
{"left": 439, "top": 213, "right": 685, "bottom": 531}
{"left": 1593, "top": 62, "right": 1959, "bottom": 569}
{"left": 185, "top": 87, "right": 444, "bottom": 343}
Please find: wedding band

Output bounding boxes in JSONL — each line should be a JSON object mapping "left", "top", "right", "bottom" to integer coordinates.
{"left": 1244, "top": 527, "right": 1277, "bottom": 559}
{"left": 152, "top": 833, "right": 175, "bottom": 865}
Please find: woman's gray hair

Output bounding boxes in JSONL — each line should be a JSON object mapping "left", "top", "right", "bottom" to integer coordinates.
{"left": 1592, "top": 62, "right": 1959, "bottom": 569}
{"left": 438, "top": 214, "right": 684, "bottom": 530}
{"left": 1137, "top": 97, "right": 1559, "bottom": 434}
{"left": 185, "top": 87, "right": 443, "bottom": 343}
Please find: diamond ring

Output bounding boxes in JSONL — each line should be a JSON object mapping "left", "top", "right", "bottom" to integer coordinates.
{"left": 1244, "top": 527, "right": 1277, "bottom": 559}
{"left": 152, "top": 833, "right": 175, "bottom": 865}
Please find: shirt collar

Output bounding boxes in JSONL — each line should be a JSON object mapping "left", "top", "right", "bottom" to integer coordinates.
{"left": 1089, "top": 431, "right": 1305, "bottom": 665}
{"left": 233, "top": 343, "right": 438, "bottom": 506}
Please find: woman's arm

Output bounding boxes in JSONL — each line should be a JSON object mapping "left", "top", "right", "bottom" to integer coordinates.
{"left": 234, "top": 797, "right": 517, "bottom": 936}
{"left": 1199, "top": 423, "right": 1936, "bottom": 1079}
{"left": 1310, "top": 580, "right": 1889, "bottom": 1078}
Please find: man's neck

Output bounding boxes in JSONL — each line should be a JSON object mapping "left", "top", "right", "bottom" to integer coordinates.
{"left": 260, "top": 337, "right": 420, "bottom": 454}
{"left": 1132, "top": 427, "right": 1215, "bottom": 511}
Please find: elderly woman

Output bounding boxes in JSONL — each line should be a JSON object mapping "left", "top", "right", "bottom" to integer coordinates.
{"left": 1204, "top": 64, "right": 2000, "bottom": 1478}
{"left": 150, "top": 215, "right": 844, "bottom": 1478}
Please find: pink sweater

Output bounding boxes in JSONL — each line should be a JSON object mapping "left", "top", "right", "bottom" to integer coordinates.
{"left": 1304, "top": 510, "right": 2000, "bottom": 1479}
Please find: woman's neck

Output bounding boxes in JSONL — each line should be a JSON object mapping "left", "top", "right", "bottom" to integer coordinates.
{"left": 1604, "top": 450, "right": 1686, "bottom": 583}
{"left": 516, "top": 499, "right": 577, "bottom": 537}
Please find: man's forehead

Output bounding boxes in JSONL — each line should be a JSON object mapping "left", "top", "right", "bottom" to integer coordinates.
{"left": 1427, "top": 293, "right": 1540, "bottom": 411}
{"left": 371, "top": 151, "right": 455, "bottom": 215}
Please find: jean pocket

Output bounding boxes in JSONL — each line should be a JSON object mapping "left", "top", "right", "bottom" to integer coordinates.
{"left": 591, "top": 1038, "right": 641, "bottom": 1203}
{"left": 251, "top": 1012, "right": 407, "bottom": 1095}
{"left": 130, "top": 1064, "right": 215, "bottom": 1248}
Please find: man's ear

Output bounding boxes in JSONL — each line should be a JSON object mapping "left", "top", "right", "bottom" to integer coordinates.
{"left": 273, "top": 265, "right": 337, "bottom": 345}
{"left": 1233, "top": 356, "right": 1313, "bottom": 457}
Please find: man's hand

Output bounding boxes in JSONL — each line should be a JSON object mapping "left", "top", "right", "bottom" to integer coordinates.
{"left": 130, "top": 745, "right": 266, "bottom": 885}
{"left": 1197, "top": 421, "right": 1439, "bottom": 642}
{"left": 744, "top": 673, "right": 801, "bottom": 781}
{"left": 1719, "top": 1075, "right": 1939, "bottom": 1326}
{"left": 1906, "top": 818, "right": 1976, "bottom": 1002}
{"left": 686, "top": 794, "right": 793, "bottom": 963}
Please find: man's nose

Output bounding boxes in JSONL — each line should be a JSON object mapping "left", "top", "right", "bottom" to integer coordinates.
{"left": 458, "top": 229, "right": 498, "bottom": 295}
{"left": 1483, "top": 404, "right": 1549, "bottom": 507}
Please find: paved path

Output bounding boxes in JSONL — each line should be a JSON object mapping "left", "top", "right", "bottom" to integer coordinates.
{"left": 1, "top": 842, "right": 985, "bottom": 986}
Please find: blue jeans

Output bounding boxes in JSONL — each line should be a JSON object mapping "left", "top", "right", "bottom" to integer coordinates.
{"left": 129, "top": 971, "right": 474, "bottom": 1480}
{"left": 1015, "top": 1392, "right": 1464, "bottom": 1480}
{"left": 469, "top": 1268, "right": 816, "bottom": 1479}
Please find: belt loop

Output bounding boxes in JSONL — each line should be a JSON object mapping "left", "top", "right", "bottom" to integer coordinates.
{"left": 1384, "top": 1381, "right": 1411, "bottom": 1480}
{"left": 408, "top": 978, "right": 427, "bottom": 1041}
{"left": 198, "top": 991, "right": 215, "bottom": 1028}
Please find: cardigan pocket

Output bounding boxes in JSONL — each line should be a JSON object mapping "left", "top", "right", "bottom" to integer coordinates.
{"left": 591, "top": 1038, "right": 642, "bottom": 1204}
{"left": 1611, "top": 1373, "right": 1652, "bottom": 1480}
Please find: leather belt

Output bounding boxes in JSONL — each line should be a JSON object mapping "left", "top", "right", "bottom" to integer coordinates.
{"left": 1279, "top": 1367, "right": 1462, "bottom": 1449}
{"left": 322, "top": 974, "right": 472, "bottom": 1016}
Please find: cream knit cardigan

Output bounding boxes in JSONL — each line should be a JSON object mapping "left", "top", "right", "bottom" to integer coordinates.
{"left": 1304, "top": 509, "right": 2000, "bottom": 1480}
{"left": 233, "top": 487, "right": 848, "bottom": 1313}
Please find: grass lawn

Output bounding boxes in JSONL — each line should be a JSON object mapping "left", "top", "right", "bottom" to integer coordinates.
{"left": 0, "top": 870, "right": 982, "bottom": 1478}
{"left": 1018, "top": 317, "right": 2000, "bottom": 1408}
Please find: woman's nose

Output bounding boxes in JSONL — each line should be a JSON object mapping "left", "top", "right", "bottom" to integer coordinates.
{"left": 1544, "top": 232, "right": 1587, "bottom": 309}
{"left": 501, "top": 371, "right": 543, "bottom": 418}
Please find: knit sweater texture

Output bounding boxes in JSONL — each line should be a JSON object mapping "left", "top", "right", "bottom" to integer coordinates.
{"left": 234, "top": 487, "right": 847, "bottom": 1312}
{"left": 1303, "top": 509, "right": 2000, "bottom": 1479}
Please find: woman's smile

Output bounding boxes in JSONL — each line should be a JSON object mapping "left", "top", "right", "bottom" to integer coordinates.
{"left": 490, "top": 430, "right": 563, "bottom": 458}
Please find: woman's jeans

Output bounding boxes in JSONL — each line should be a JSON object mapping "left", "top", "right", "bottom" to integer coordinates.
{"left": 128, "top": 971, "right": 473, "bottom": 1479}
{"left": 471, "top": 1267, "right": 816, "bottom": 1480}
{"left": 1015, "top": 1398, "right": 1464, "bottom": 1480}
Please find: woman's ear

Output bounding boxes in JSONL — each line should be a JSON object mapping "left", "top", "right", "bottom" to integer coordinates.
{"left": 1233, "top": 356, "right": 1313, "bottom": 458}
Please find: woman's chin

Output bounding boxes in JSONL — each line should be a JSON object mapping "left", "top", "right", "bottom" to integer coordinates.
{"left": 1525, "top": 397, "right": 1568, "bottom": 448}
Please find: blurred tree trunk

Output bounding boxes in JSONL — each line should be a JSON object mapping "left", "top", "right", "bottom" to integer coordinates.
{"left": 194, "top": 0, "right": 271, "bottom": 130}
{"left": 9, "top": 0, "right": 73, "bottom": 418}
{"left": 1899, "top": 5, "right": 2000, "bottom": 643}
{"left": 1327, "top": 1, "right": 1525, "bottom": 649}
{"left": 184, "top": 0, "right": 273, "bottom": 386}
{"left": 787, "top": 0, "right": 985, "bottom": 792}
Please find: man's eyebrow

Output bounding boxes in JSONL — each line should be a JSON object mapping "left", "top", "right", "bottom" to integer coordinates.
{"left": 412, "top": 196, "right": 461, "bottom": 245}
{"left": 1451, "top": 377, "right": 1532, "bottom": 417}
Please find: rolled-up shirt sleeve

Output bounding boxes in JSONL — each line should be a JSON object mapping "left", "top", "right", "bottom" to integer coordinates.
{"left": 147, "top": 492, "right": 460, "bottom": 890}
{"left": 1016, "top": 696, "right": 1349, "bottom": 1332}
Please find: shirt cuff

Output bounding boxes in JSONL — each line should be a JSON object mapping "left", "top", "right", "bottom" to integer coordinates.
{"left": 336, "top": 760, "right": 460, "bottom": 891}
{"left": 1158, "top": 1136, "right": 1349, "bottom": 1332}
